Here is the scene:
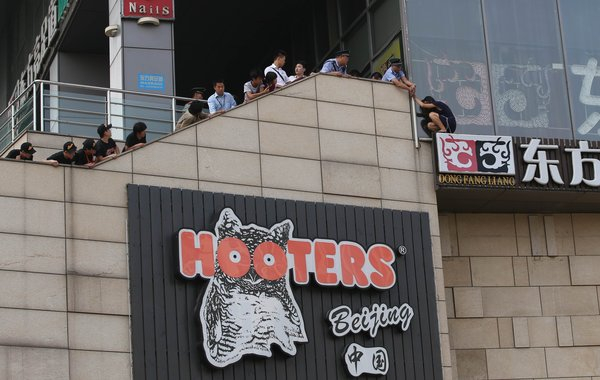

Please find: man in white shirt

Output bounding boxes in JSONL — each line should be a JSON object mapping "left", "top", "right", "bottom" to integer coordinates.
{"left": 264, "top": 49, "right": 290, "bottom": 88}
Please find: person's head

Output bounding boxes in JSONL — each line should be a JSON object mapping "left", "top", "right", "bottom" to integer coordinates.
{"left": 423, "top": 96, "right": 436, "bottom": 104}
{"left": 389, "top": 58, "right": 402, "bottom": 73}
{"left": 97, "top": 123, "right": 112, "bottom": 139}
{"left": 249, "top": 70, "right": 264, "bottom": 87}
{"left": 19, "top": 142, "right": 35, "bottom": 159}
{"left": 63, "top": 141, "right": 77, "bottom": 160}
{"left": 133, "top": 121, "right": 147, "bottom": 138}
{"left": 82, "top": 139, "right": 96, "bottom": 155}
{"left": 264, "top": 72, "right": 277, "bottom": 87}
{"left": 335, "top": 50, "right": 350, "bottom": 66}
{"left": 212, "top": 79, "right": 225, "bottom": 96}
{"left": 273, "top": 50, "right": 287, "bottom": 68}
{"left": 188, "top": 100, "right": 204, "bottom": 116}
{"left": 191, "top": 87, "right": 205, "bottom": 100}
{"left": 348, "top": 69, "right": 361, "bottom": 77}
{"left": 370, "top": 72, "right": 382, "bottom": 80}
{"left": 294, "top": 61, "right": 307, "bottom": 77}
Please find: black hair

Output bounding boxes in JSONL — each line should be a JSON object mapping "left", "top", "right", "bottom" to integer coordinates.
{"left": 423, "top": 96, "right": 436, "bottom": 103}
{"left": 370, "top": 72, "right": 382, "bottom": 80}
{"left": 212, "top": 79, "right": 224, "bottom": 87}
{"left": 273, "top": 49, "right": 287, "bottom": 60}
{"left": 133, "top": 121, "right": 147, "bottom": 133}
{"left": 264, "top": 72, "right": 277, "bottom": 83}
{"left": 189, "top": 101, "right": 204, "bottom": 115}
{"left": 348, "top": 69, "right": 361, "bottom": 77}
{"left": 249, "top": 70, "right": 264, "bottom": 80}
{"left": 296, "top": 61, "right": 307, "bottom": 69}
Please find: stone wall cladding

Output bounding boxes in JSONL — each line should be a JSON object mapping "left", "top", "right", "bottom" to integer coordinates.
{"left": 0, "top": 74, "right": 451, "bottom": 379}
{"left": 443, "top": 213, "right": 600, "bottom": 379}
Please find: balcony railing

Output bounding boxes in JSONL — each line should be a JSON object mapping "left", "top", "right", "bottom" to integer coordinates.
{"left": 0, "top": 80, "right": 205, "bottom": 152}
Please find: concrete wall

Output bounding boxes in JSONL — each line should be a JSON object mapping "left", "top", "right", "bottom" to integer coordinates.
{"left": 442, "top": 213, "right": 600, "bottom": 379}
{"left": 0, "top": 74, "right": 450, "bottom": 379}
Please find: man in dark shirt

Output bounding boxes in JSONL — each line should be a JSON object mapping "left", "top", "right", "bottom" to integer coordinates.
{"left": 47, "top": 141, "right": 77, "bottom": 165}
{"left": 414, "top": 95, "right": 456, "bottom": 133}
{"left": 95, "top": 123, "right": 120, "bottom": 162}
{"left": 6, "top": 142, "right": 36, "bottom": 160}
{"left": 123, "top": 122, "right": 147, "bottom": 152}
{"left": 73, "top": 139, "right": 96, "bottom": 167}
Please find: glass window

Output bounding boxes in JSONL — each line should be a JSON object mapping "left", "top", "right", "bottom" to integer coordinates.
{"left": 313, "top": 0, "right": 340, "bottom": 59}
{"left": 559, "top": 0, "right": 600, "bottom": 140}
{"left": 484, "top": 0, "right": 571, "bottom": 139}
{"left": 345, "top": 17, "right": 370, "bottom": 72}
{"left": 340, "top": 0, "right": 366, "bottom": 32}
{"left": 406, "top": 0, "right": 494, "bottom": 135}
{"left": 371, "top": 0, "right": 400, "bottom": 53}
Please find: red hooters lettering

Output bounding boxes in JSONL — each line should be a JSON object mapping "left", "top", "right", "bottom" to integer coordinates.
{"left": 178, "top": 226, "right": 397, "bottom": 289}
{"left": 178, "top": 230, "right": 215, "bottom": 278}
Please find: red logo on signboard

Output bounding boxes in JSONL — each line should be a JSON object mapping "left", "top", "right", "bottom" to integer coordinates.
{"left": 122, "top": 0, "right": 175, "bottom": 20}
{"left": 440, "top": 136, "right": 477, "bottom": 172}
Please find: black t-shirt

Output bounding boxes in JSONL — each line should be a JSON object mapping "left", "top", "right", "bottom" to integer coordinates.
{"left": 95, "top": 138, "right": 117, "bottom": 158}
{"left": 125, "top": 132, "right": 146, "bottom": 150}
{"left": 6, "top": 149, "right": 32, "bottom": 160}
{"left": 73, "top": 149, "right": 94, "bottom": 166}
{"left": 434, "top": 101, "right": 455, "bottom": 119}
{"left": 47, "top": 151, "right": 73, "bottom": 165}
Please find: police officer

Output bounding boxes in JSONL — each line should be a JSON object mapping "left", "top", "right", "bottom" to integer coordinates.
{"left": 47, "top": 141, "right": 77, "bottom": 165}
{"left": 6, "top": 142, "right": 36, "bottom": 161}
{"left": 320, "top": 50, "right": 350, "bottom": 77}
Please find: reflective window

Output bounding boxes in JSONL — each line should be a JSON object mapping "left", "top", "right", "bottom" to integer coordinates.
{"left": 371, "top": 0, "right": 400, "bottom": 53}
{"left": 340, "top": 0, "right": 366, "bottom": 31}
{"left": 559, "top": 0, "right": 600, "bottom": 140}
{"left": 484, "top": 0, "right": 571, "bottom": 138}
{"left": 406, "top": 0, "right": 494, "bottom": 135}
{"left": 345, "top": 18, "right": 370, "bottom": 71}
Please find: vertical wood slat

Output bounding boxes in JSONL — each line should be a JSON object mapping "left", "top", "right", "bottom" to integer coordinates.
{"left": 127, "top": 186, "right": 442, "bottom": 379}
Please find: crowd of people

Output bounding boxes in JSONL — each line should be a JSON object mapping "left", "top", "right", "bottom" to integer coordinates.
{"left": 5, "top": 121, "right": 147, "bottom": 168}
{"left": 4, "top": 48, "right": 455, "bottom": 167}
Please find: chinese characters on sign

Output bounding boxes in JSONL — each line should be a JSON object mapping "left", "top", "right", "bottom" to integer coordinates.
{"left": 436, "top": 133, "right": 600, "bottom": 190}
{"left": 344, "top": 343, "right": 389, "bottom": 377}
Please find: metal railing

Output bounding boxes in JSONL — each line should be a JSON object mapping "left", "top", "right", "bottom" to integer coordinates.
{"left": 0, "top": 80, "right": 206, "bottom": 153}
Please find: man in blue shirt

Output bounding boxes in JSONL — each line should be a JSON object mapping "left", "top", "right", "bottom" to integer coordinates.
{"left": 208, "top": 80, "right": 237, "bottom": 115}
{"left": 382, "top": 58, "right": 416, "bottom": 96}
{"left": 320, "top": 50, "right": 350, "bottom": 77}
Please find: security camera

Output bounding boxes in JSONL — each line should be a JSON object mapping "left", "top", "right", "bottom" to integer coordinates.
{"left": 104, "top": 25, "right": 119, "bottom": 37}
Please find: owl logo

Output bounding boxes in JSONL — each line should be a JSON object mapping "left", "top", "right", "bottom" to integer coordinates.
{"left": 199, "top": 208, "right": 308, "bottom": 367}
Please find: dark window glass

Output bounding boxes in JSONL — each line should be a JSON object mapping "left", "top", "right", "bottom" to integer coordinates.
{"left": 406, "top": 0, "right": 494, "bottom": 135}
{"left": 371, "top": 0, "right": 400, "bottom": 53}
{"left": 340, "top": 0, "right": 366, "bottom": 32}
{"left": 345, "top": 17, "right": 370, "bottom": 71}
{"left": 484, "top": 0, "right": 571, "bottom": 139}
{"left": 559, "top": 0, "right": 600, "bottom": 140}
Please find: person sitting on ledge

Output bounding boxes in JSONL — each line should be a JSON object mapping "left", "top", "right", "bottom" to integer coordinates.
{"left": 176, "top": 100, "right": 208, "bottom": 130}
{"left": 123, "top": 121, "right": 147, "bottom": 152}
{"left": 320, "top": 50, "right": 350, "bottom": 77}
{"left": 413, "top": 95, "right": 456, "bottom": 134}
{"left": 73, "top": 139, "right": 96, "bottom": 168}
{"left": 207, "top": 80, "right": 236, "bottom": 116}
{"left": 95, "top": 123, "right": 120, "bottom": 162}
{"left": 47, "top": 141, "right": 77, "bottom": 165}
{"left": 6, "top": 142, "right": 36, "bottom": 161}
{"left": 383, "top": 58, "right": 416, "bottom": 96}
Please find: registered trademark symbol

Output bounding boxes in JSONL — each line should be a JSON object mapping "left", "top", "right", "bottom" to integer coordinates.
{"left": 398, "top": 246, "right": 407, "bottom": 255}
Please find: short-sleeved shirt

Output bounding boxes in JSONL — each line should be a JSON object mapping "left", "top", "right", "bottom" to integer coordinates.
{"left": 47, "top": 151, "right": 73, "bottom": 165}
{"left": 73, "top": 149, "right": 95, "bottom": 166}
{"left": 207, "top": 92, "right": 237, "bottom": 114}
{"left": 264, "top": 64, "right": 289, "bottom": 87}
{"left": 6, "top": 149, "right": 32, "bottom": 160}
{"left": 243, "top": 81, "right": 264, "bottom": 102}
{"left": 320, "top": 58, "right": 347, "bottom": 75}
{"left": 95, "top": 138, "right": 118, "bottom": 158}
{"left": 125, "top": 132, "right": 146, "bottom": 151}
{"left": 433, "top": 101, "right": 455, "bottom": 119}
{"left": 382, "top": 67, "right": 406, "bottom": 82}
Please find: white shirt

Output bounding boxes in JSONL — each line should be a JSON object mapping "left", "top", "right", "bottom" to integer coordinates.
{"left": 264, "top": 64, "right": 289, "bottom": 87}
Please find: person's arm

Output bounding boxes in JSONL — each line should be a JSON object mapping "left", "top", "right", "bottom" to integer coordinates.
{"left": 41, "top": 159, "right": 59, "bottom": 167}
{"left": 391, "top": 77, "right": 412, "bottom": 91}
{"left": 114, "top": 145, "right": 121, "bottom": 155}
{"left": 245, "top": 86, "right": 268, "bottom": 101}
{"left": 226, "top": 94, "right": 237, "bottom": 110}
{"left": 207, "top": 97, "right": 218, "bottom": 114}
{"left": 414, "top": 97, "right": 437, "bottom": 109}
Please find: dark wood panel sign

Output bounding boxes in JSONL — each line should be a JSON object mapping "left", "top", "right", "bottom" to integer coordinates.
{"left": 127, "top": 185, "right": 442, "bottom": 379}
{"left": 435, "top": 133, "right": 600, "bottom": 191}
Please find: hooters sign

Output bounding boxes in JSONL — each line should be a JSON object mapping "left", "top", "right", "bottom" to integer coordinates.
{"left": 127, "top": 187, "right": 443, "bottom": 378}
{"left": 122, "top": 0, "right": 175, "bottom": 20}
{"left": 178, "top": 208, "right": 398, "bottom": 368}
